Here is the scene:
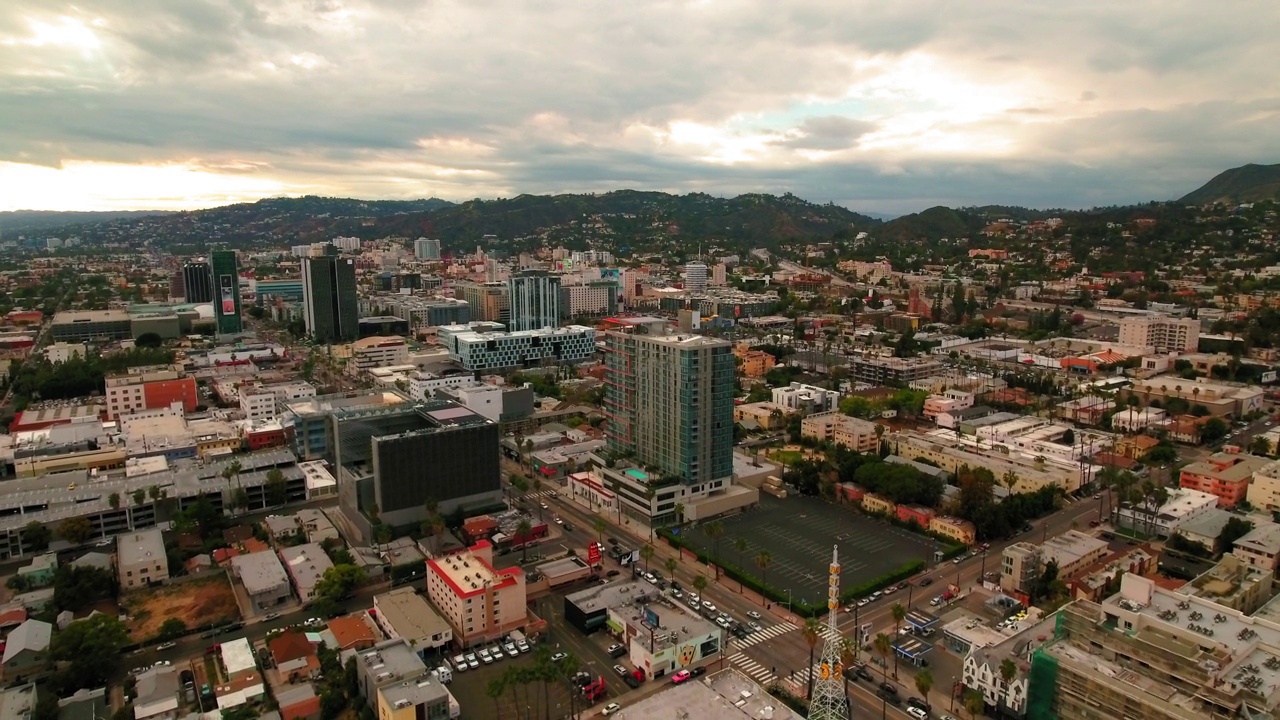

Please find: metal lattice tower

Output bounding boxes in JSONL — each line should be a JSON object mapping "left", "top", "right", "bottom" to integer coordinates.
{"left": 808, "top": 545, "right": 849, "bottom": 720}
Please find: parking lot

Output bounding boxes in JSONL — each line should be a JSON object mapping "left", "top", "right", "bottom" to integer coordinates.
{"left": 672, "top": 495, "right": 940, "bottom": 607}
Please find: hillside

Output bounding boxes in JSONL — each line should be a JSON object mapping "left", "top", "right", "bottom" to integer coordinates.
{"left": 879, "top": 205, "right": 984, "bottom": 241}
{"left": 1180, "top": 163, "right": 1280, "bottom": 204}
{"left": 28, "top": 191, "right": 880, "bottom": 253}
{"left": 0, "top": 209, "right": 174, "bottom": 235}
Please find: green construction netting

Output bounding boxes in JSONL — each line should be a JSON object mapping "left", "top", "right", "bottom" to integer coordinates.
{"left": 1026, "top": 647, "right": 1058, "bottom": 720}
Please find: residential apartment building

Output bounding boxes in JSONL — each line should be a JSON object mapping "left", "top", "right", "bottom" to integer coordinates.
{"left": 563, "top": 281, "right": 618, "bottom": 318}
{"left": 603, "top": 327, "right": 735, "bottom": 486}
{"left": 279, "top": 543, "right": 334, "bottom": 602}
{"left": 1232, "top": 522, "right": 1280, "bottom": 573}
{"left": 507, "top": 270, "right": 562, "bottom": 331}
{"left": 849, "top": 355, "right": 943, "bottom": 386}
{"left": 425, "top": 540, "right": 525, "bottom": 647}
{"left": 1250, "top": 460, "right": 1280, "bottom": 512}
{"left": 799, "top": 412, "right": 879, "bottom": 453}
{"left": 1126, "top": 375, "right": 1264, "bottom": 419}
{"left": 104, "top": 365, "right": 199, "bottom": 421}
{"left": 733, "top": 344, "right": 776, "bottom": 378}
{"left": 1115, "top": 487, "right": 1219, "bottom": 537}
{"left": 117, "top": 528, "right": 168, "bottom": 590}
{"left": 437, "top": 324, "right": 597, "bottom": 371}
{"left": 733, "top": 401, "right": 785, "bottom": 431}
{"left": 1118, "top": 314, "right": 1200, "bottom": 353}
{"left": 230, "top": 550, "right": 291, "bottom": 613}
{"left": 923, "top": 389, "right": 974, "bottom": 421}
{"left": 1180, "top": 452, "right": 1272, "bottom": 508}
{"left": 1039, "top": 530, "right": 1109, "bottom": 579}
{"left": 1000, "top": 542, "right": 1040, "bottom": 596}
{"left": 771, "top": 382, "right": 840, "bottom": 415}
{"left": 355, "top": 640, "right": 450, "bottom": 720}
{"left": 414, "top": 237, "right": 441, "bottom": 260}
{"left": 302, "top": 248, "right": 359, "bottom": 343}
{"left": 240, "top": 389, "right": 276, "bottom": 421}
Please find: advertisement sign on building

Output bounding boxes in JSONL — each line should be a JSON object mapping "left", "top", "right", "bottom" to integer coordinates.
{"left": 220, "top": 274, "right": 236, "bottom": 314}
{"left": 587, "top": 542, "right": 601, "bottom": 565}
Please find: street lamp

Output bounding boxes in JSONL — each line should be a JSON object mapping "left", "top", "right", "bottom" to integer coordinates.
{"left": 786, "top": 588, "right": 793, "bottom": 613}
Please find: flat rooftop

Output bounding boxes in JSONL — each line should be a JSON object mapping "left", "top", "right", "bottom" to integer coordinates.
{"left": 565, "top": 581, "right": 658, "bottom": 612}
{"left": 611, "top": 668, "right": 802, "bottom": 720}
{"left": 373, "top": 587, "right": 451, "bottom": 642}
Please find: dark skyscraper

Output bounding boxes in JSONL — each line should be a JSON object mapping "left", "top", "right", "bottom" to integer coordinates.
{"left": 182, "top": 261, "right": 213, "bottom": 304}
{"left": 209, "top": 251, "right": 242, "bottom": 334}
{"left": 507, "top": 270, "right": 562, "bottom": 331}
{"left": 302, "top": 248, "right": 358, "bottom": 343}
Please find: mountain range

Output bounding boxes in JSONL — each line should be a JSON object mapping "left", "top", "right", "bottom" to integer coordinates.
{"left": 4, "top": 164, "right": 1276, "bottom": 249}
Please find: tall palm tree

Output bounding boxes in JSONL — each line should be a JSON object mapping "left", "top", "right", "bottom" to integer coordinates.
{"left": 915, "top": 668, "right": 933, "bottom": 705}
{"left": 692, "top": 574, "right": 708, "bottom": 597}
{"left": 999, "top": 657, "right": 1017, "bottom": 709}
{"left": 516, "top": 518, "right": 534, "bottom": 563}
{"left": 664, "top": 557, "right": 678, "bottom": 578}
{"left": 873, "top": 632, "right": 893, "bottom": 683}
{"left": 891, "top": 602, "right": 907, "bottom": 679}
{"left": 640, "top": 543, "right": 655, "bottom": 572}
{"left": 802, "top": 617, "right": 822, "bottom": 700}
{"left": 703, "top": 521, "right": 726, "bottom": 579}
{"left": 592, "top": 517, "right": 607, "bottom": 544}
{"left": 673, "top": 502, "right": 685, "bottom": 525}
{"left": 754, "top": 551, "right": 773, "bottom": 595}
{"left": 839, "top": 637, "right": 858, "bottom": 704}
{"left": 485, "top": 677, "right": 506, "bottom": 718}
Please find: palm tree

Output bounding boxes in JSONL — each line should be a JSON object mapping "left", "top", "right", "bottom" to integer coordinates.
{"left": 516, "top": 518, "right": 534, "bottom": 563}
{"left": 802, "top": 617, "right": 822, "bottom": 700}
{"left": 692, "top": 574, "right": 708, "bottom": 597}
{"left": 592, "top": 517, "right": 607, "bottom": 544}
{"left": 485, "top": 677, "right": 506, "bottom": 718}
{"left": 664, "top": 557, "right": 678, "bottom": 578}
{"left": 839, "top": 636, "right": 857, "bottom": 704}
{"left": 891, "top": 602, "right": 907, "bottom": 678}
{"left": 754, "top": 551, "right": 773, "bottom": 595}
{"left": 703, "top": 521, "right": 726, "bottom": 579}
{"left": 999, "top": 657, "right": 1017, "bottom": 709}
{"left": 108, "top": 492, "right": 120, "bottom": 510}
{"left": 873, "top": 632, "right": 893, "bottom": 683}
{"left": 963, "top": 688, "right": 985, "bottom": 720}
{"left": 673, "top": 502, "right": 685, "bottom": 525}
{"left": 640, "top": 543, "right": 655, "bottom": 572}
{"left": 225, "top": 459, "right": 243, "bottom": 490}
{"left": 915, "top": 668, "right": 933, "bottom": 704}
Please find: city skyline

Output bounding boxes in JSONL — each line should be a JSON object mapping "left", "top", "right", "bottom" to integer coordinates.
{"left": 1, "top": 1, "right": 1278, "bottom": 214}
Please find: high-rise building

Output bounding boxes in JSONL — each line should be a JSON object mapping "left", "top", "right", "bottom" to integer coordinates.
{"left": 210, "top": 251, "right": 242, "bottom": 334}
{"left": 455, "top": 281, "right": 509, "bottom": 323}
{"left": 603, "top": 325, "right": 734, "bottom": 485}
{"left": 183, "top": 261, "right": 213, "bottom": 304}
{"left": 685, "top": 262, "right": 708, "bottom": 295}
{"left": 168, "top": 270, "right": 185, "bottom": 300}
{"left": 1118, "top": 314, "right": 1200, "bottom": 353}
{"left": 302, "top": 248, "right": 359, "bottom": 343}
{"left": 507, "top": 270, "right": 561, "bottom": 331}
{"left": 414, "top": 237, "right": 441, "bottom": 260}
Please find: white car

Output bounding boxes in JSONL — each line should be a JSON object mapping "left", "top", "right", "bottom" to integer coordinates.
{"left": 452, "top": 655, "right": 468, "bottom": 672}
{"left": 465, "top": 653, "right": 479, "bottom": 669}
{"left": 602, "top": 702, "right": 622, "bottom": 716}
{"left": 504, "top": 642, "right": 518, "bottom": 655}
{"left": 748, "top": 621, "right": 761, "bottom": 631}
{"left": 907, "top": 707, "right": 929, "bottom": 720}
{"left": 478, "top": 649, "right": 493, "bottom": 664}
{"left": 701, "top": 600, "right": 717, "bottom": 612}
{"left": 516, "top": 640, "right": 530, "bottom": 653}
{"left": 857, "top": 598, "right": 871, "bottom": 608}
{"left": 747, "top": 611, "right": 761, "bottom": 620}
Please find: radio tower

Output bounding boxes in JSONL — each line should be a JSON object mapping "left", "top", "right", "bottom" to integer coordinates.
{"left": 808, "top": 545, "right": 849, "bottom": 720}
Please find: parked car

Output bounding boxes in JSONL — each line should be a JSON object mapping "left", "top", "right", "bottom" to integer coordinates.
{"left": 608, "top": 643, "right": 626, "bottom": 658}
{"left": 263, "top": 612, "right": 281, "bottom": 621}
{"left": 516, "top": 640, "right": 531, "bottom": 653}
{"left": 856, "top": 666, "right": 875, "bottom": 681}
{"left": 701, "top": 600, "right": 717, "bottom": 613}
{"left": 613, "top": 664, "right": 629, "bottom": 677}
{"left": 606, "top": 570, "right": 620, "bottom": 577}
{"left": 622, "top": 673, "right": 642, "bottom": 688}
{"left": 156, "top": 642, "right": 176, "bottom": 651}
{"left": 465, "top": 653, "right": 479, "bottom": 669}
{"left": 907, "top": 707, "right": 928, "bottom": 719}
{"left": 551, "top": 652, "right": 568, "bottom": 663}
{"left": 452, "top": 655, "right": 468, "bottom": 672}
{"left": 908, "top": 697, "right": 931, "bottom": 711}
{"left": 857, "top": 598, "right": 871, "bottom": 608}
{"left": 918, "top": 578, "right": 933, "bottom": 587}
{"left": 671, "top": 669, "right": 692, "bottom": 684}
{"left": 747, "top": 611, "right": 761, "bottom": 620}
{"left": 602, "top": 703, "right": 622, "bottom": 716}
{"left": 504, "top": 642, "right": 518, "bottom": 655}
{"left": 478, "top": 649, "right": 493, "bottom": 664}
{"left": 692, "top": 666, "right": 707, "bottom": 677}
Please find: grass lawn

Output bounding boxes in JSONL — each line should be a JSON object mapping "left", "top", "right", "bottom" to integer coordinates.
{"left": 769, "top": 449, "right": 804, "bottom": 466}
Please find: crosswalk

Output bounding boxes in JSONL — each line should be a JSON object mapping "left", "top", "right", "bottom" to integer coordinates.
{"left": 732, "top": 620, "right": 797, "bottom": 650}
{"left": 524, "top": 490, "right": 559, "bottom": 500}
{"left": 728, "top": 651, "right": 825, "bottom": 689}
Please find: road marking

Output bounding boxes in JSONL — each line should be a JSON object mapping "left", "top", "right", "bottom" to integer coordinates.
{"left": 728, "top": 651, "right": 776, "bottom": 686}
{"left": 733, "top": 621, "right": 797, "bottom": 650}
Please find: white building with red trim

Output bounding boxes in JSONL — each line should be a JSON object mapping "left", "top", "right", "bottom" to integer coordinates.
{"left": 425, "top": 540, "right": 525, "bottom": 647}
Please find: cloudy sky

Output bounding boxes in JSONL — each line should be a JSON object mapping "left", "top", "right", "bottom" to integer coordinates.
{"left": 2, "top": 1, "right": 1278, "bottom": 214}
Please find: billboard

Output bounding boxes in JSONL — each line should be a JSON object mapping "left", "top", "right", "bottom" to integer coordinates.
{"left": 219, "top": 274, "right": 236, "bottom": 314}
{"left": 587, "top": 542, "right": 601, "bottom": 565}
{"left": 644, "top": 606, "right": 659, "bottom": 629}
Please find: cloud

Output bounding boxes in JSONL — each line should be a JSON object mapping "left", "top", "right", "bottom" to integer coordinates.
{"left": 0, "top": 0, "right": 1277, "bottom": 212}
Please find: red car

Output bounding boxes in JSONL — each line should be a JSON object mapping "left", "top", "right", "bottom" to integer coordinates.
{"left": 671, "top": 669, "right": 692, "bottom": 684}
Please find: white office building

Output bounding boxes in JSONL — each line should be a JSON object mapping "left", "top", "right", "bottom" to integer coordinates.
{"left": 685, "top": 262, "right": 708, "bottom": 295}
{"left": 438, "top": 324, "right": 596, "bottom": 372}
{"left": 414, "top": 237, "right": 442, "bottom": 260}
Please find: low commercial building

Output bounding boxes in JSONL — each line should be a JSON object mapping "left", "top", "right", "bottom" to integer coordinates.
{"left": 424, "top": 540, "right": 525, "bottom": 647}
{"left": 608, "top": 668, "right": 802, "bottom": 720}
{"left": 1038, "top": 530, "right": 1109, "bottom": 580}
{"left": 371, "top": 587, "right": 453, "bottom": 656}
{"left": 230, "top": 551, "right": 291, "bottom": 613}
{"left": 1115, "top": 487, "right": 1220, "bottom": 537}
{"left": 104, "top": 365, "right": 199, "bottom": 421}
{"left": 564, "top": 580, "right": 650, "bottom": 635}
{"left": 279, "top": 544, "right": 334, "bottom": 603}
{"left": 355, "top": 639, "right": 437, "bottom": 710}
{"left": 613, "top": 592, "right": 722, "bottom": 680}
{"left": 50, "top": 310, "right": 131, "bottom": 343}
{"left": 1180, "top": 452, "right": 1273, "bottom": 508}
{"left": 133, "top": 666, "right": 180, "bottom": 720}
{"left": 1126, "top": 375, "right": 1264, "bottom": 419}
{"left": 117, "top": 528, "right": 168, "bottom": 590}
{"left": 347, "top": 336, "right": 410, "bottom": 376}
{"left": 929, "top": 516, "right": 977, "bottom": 546}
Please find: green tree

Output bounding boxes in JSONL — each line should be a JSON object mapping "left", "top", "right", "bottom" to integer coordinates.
{"left": 692, "top": 574, "right": 708, "bottom": 595}
{"left": 265, "top": 467, "right": 288, "bottom": 506}
{"left": 999, "top": 657, "right": 1018, "bottom": 694}
{"left": 1249, "top": 435, "right": 1272, "bottom": 456}
{"left": 592, "top": 517, "right": 607, "bottom": 543}
{"left": 873, "top": 632, "right": 893, "bottom": 683}
{"left": 231, "top": 487, "right": 250, "bottom": 512}
{"left": 754, "top": 550, "right": 773, "bottom": 593}
{"left": 108, "top": 492, "right": 120, "bottom": 510}
{"left": 21, "top": 521, "right": 50, "bottom": 552}
{"left": 802, "top": 617, "right": 822, "bottom": 700}
{"left": 665, "top": 557, "right": 679, "bottom": 578}
{"left": 702, "top": 521, "right": 726, "bottom": 579}
{"left": 640, "top": 543, "right": 655, "bottom": 572}
{"left": 57, "top": 516, "right": 94, "bottom": 545}
{"left": 53, "top": 565, "right": 115, "bottom": 612}
{"left": 1201, "top": 417, "right": 1229, "bottom": 444}
{"left": 157, "top": 618, "right": 188, "bottom": 641}
{"left": 135, "top": 332, "right": 164, "bottom": 349}
{"left": 51, "top": 614, "right": 129, "bottom": 690}
{"left": 515, "top": 518, "right": 534, "bottom": 563}
{"left": 1219, "top": 517, "right": 1255, "bottom": 555}
{"left": 132, "top": 489, "right": 146, "bottom": 506}
{"left": 963, "top": 688, "right": 985, "bottom": 720}
{"left": 915, "top": 668, "right": 934, "bottom": 702}
{"left": 315, "top": 564, "right": 367, "bottom": 601}
{"left": 891, "top": 602, "right": 907, "bottom": 678}
{"left": 485, "top": 677, "right": 506, "bottom": 718}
